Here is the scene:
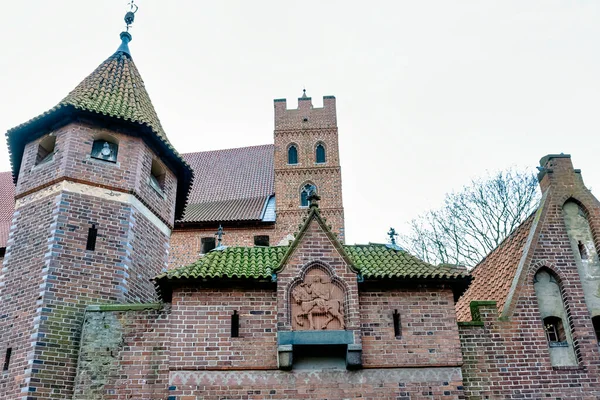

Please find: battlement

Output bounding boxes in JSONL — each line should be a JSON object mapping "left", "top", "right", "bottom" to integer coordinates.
{"left": 274, "top": 95, "right": 337, "bottom": 130}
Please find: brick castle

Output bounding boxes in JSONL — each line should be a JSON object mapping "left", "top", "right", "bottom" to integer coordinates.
{"left": 1, "top": 13, "right": 600, "bottom": 400}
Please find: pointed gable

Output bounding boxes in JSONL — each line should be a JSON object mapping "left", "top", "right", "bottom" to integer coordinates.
{"left": 6, "top": 35, "right": 193, "bottom": 219}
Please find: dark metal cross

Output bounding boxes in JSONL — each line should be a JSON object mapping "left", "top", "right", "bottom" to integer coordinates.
{"left": 215, "top": 225, "right": 225, "bottom": 247}
{"left": 387, "top": 227, "right": 398, "bottom": 246}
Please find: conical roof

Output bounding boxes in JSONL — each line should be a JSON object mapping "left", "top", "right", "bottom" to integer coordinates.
{"left": 6, "top": 33, "right": 193, "bottom": 220}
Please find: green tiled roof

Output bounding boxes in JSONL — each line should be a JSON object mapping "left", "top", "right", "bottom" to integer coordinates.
{"left": 6, "top": 36, "right": 193, "bottom": 219}
{"left": 156, "top": 244, "right": 470, "bottom": 282}
{"left": 159, "top": 246, "right": 288, "bottom": 280}
{"left": 345, "top": 244, "right": 468, "bottom": 279}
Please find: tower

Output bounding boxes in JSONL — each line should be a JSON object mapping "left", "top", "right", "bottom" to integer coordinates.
{"left": 273, "top": 92, "right": 345, "bottom": 243}
{"left": 0, "top": 9, "right": 192, "bottom": 399}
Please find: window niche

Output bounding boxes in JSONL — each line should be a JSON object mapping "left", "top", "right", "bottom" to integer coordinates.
{"left": 288, "top": 144, "right": 298, "bottom": 165}
{"left": 149, "top": 158, "right": 166, "bottom": 193}
{"left": 563, "top": 201, "right": 600, "bottom": 317}
{"left": 315, "top": 143, "right": 326, "bottom": 164}
{"left": 35, "top": 134, "right": 56, "bottom": 166}
{"left": 533, "top": 269, "right": 577, "bottom": 366}
{"left": 200, "top": 237, "right": 216, "bottom": 254}
{"left": 592, "top": 316, "right": 600, "bottom": 343}
{"left": 254, "top": 235, "right": 269, "bottom": 247}
{"left": 91, "top": 135, "right": 118, "bottom": 163}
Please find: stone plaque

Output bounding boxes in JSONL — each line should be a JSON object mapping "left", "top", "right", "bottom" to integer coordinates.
{"left": 290, "top": 268, "right": 345, "bottom": 330}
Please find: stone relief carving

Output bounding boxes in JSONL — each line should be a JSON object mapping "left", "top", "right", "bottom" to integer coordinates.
{"left": 291, "top": 269, "right": 345, "bottom": 330}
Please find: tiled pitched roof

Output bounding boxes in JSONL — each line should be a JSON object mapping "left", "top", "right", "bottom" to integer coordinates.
{"left": 346, "top": 244, "right": 470, "bottom": 280}
{"left": 0, "top": 144, "right": 274, "bottom": 229}
{"left": 455, "top": 212, "right": 536, "bottom": 321}
{"left": 179, "top": 145, "right": 274, "bottom": 223}
{"left": 156, "top": 244, "right": 471, "bottom": 282}
{"left": 0, "top": 172, "right": 15, "bottom": 249}
{"left": 6, "top": 41, "right": 193, "bottom": 220}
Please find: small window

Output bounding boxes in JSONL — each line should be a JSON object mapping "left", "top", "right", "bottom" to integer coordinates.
{"left": 86, "top": 225, "right": 98, "bottom": 251}
{"left": 149, "top": 158, "right": 166, "bottom": 193}
{"left": 300, "top": 184, "right": 316, "bottom": 207}
{"left": 592, "top": 316, "right": 600, "bottom": 342}
{"left": 315, "top": 143, "right": 326, "bottom": 163}
{"left": 91, "top": 139, "right": 118, "bottom": 163}
{"left": 231, "top": 310, "right": 240, "bottom": 338}
{"left": 0, "top": 248, "right": 5, "bottom": 258}
{"left": 36, "top": 135, "right": 56, "bottom": 165}
{"left": 201, "top": 237, "right": 216, "bottom": 254}
{"left": 3, "top": 348, "right": 11, "bottom": 371}
{"left": 393, "top": 309, "right": 401, "bottom": 338}
{"left": 288, "top": 145, "right": 298, "bottom": 165}
{"left": 544, "top": 316, "right": 567, "bottom": 345}
{"left": 254, "top": 235, "right": 269, "bottom": 247}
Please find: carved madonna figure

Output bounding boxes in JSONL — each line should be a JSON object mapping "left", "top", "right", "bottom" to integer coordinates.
{"left": 290, "top": 265, "right": 346, "bottom": 331}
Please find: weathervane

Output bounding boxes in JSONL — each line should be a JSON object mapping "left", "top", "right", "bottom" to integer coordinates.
{"left": 125, "top": 0, "right": 139, "bottom": 32}
{"left": 387, "top": 227, "right": 398, "bottom": 246}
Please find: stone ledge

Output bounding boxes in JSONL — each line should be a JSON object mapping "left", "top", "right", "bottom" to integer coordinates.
{"left": 86, "top": 303, "right": 162, "bottom": 312}
{"left": 277, "top": 330, "right": 355, "bottom": 345}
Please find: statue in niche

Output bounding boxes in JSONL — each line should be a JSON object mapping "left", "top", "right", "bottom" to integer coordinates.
{"left": 291, "top": 274, "right": 345, "bottom": 330}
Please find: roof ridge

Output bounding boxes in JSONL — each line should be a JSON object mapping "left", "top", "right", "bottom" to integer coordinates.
{"left": 182, "top": 144, "right": 274, "bottom": 157}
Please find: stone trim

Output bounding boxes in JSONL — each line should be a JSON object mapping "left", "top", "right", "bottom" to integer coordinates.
{"left": 86, "top": 303, "right": 163, "bottom": 312}
{"left": 15, "top": 180, "right": 172, "bottom": 236}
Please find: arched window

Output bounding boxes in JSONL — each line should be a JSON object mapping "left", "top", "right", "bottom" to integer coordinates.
{"left": 149, "top": 158, "right": 166, "bottom": 193}
{"left": 533, "top": 269, "right": 577, "bottom": 365}
{"left": 288, "top": 145, "right": 298, "bottom": 165}
{"left": 36, "top": 135, "right": 56, "bottom": 166}
{"left": 315, "top": 143, "right": 326, "bottom": 163}
{"left": 300, "top": 184, "right": 316, "bottom": 207}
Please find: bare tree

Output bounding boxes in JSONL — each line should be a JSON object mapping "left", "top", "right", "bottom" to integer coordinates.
{"left": 400, "top": 169, "right": 540, "bottom": 268}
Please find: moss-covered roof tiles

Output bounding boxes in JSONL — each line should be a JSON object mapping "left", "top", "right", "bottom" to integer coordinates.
{"left": 156, "top": 244, "right": 470, "bottom": 282}
{"left": 6, "top": 40, "right": 193, "bottom": 219}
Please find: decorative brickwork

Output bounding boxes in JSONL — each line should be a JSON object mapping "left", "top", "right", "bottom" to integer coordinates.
{"left": 273, "top": 96, "right": 345, "bottom": 242}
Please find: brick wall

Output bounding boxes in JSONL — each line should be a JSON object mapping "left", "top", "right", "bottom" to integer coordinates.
{"left": 459, "top": 155, "right": 600, "bottom": 398}
{"left": 169, "top": 287, "right": 278, "bottom": 369}
{"left": 360, "top": 287, "right": 463, "bottom": 368}
{"left": 16, "top": 122, "right": 178, "bottom": 225}
{"left": 169, "top": 225, "right": 276, "bottom": 268}
{"left": 73, "top": 305, "right": 170, "bottom": 400}
{"left": 0, "top": 119, "right": 176, "bottom": 399}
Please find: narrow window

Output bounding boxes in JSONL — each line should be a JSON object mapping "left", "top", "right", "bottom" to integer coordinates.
{"left": 86, "top": 224, "right": 98, "bottom": 251}
{"left": 0, "top": 248, "right": 5, "bottom": 258}
{"left": 36, "top": 135, "right": 56, "bottom": 165}
{"left": 91, "top": 138, "right": 118, "bottom": 163}
{"left": 315, "top": 143, "right": 326, "bottom": 163}
{"left": 578, "top": 241, "right": 588, "bottom": 260}
{"left": 393, "top": 309, "right": 401, "bottom": 337}
{"left": 288, "top": 145, "right": 298, "bottom": 165}
{"left": 231, "top": 310, "right": 240, "bottom": 338}
{"left": 543, "top": 316, "right": 566, "bottom": 345}
{"left": 3, "top": 348, "right": 12, "bottom": 371}
{"left": 201, "top": 237, "right": 216, "bottom": 254}
{"left": 592, "top": 316, "right": 600, "bottom": 342}
{"left": 254, "top": 235, "right": 269, "bottom": 247}
{"left": 300, "top": 184, "right": 316, "bottom": 207}
{"left": 149, "top": 158, "right": 166, "bottom": 193}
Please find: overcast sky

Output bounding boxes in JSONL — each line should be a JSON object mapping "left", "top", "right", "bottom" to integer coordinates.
{"left": 1, "top": 1, "right": 599, "bottom": 245}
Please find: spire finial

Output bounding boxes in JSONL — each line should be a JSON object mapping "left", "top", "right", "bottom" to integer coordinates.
{"left": 117, "top": 1, "right": 138, "bottom": 55}
{"left": 125, "top": 1, "right": 139, "bottom": 32}
{"left": 302, "top": 87, "right": 308, "bottom": 98}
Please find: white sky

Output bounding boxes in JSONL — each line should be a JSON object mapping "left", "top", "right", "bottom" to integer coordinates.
{"left": 1, "top": 1, "right": 599, "bottom": 245}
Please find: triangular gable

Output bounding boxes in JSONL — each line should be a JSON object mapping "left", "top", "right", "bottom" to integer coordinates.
{"left": 276, "top": 202, "right": 358, "bottom": 275}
